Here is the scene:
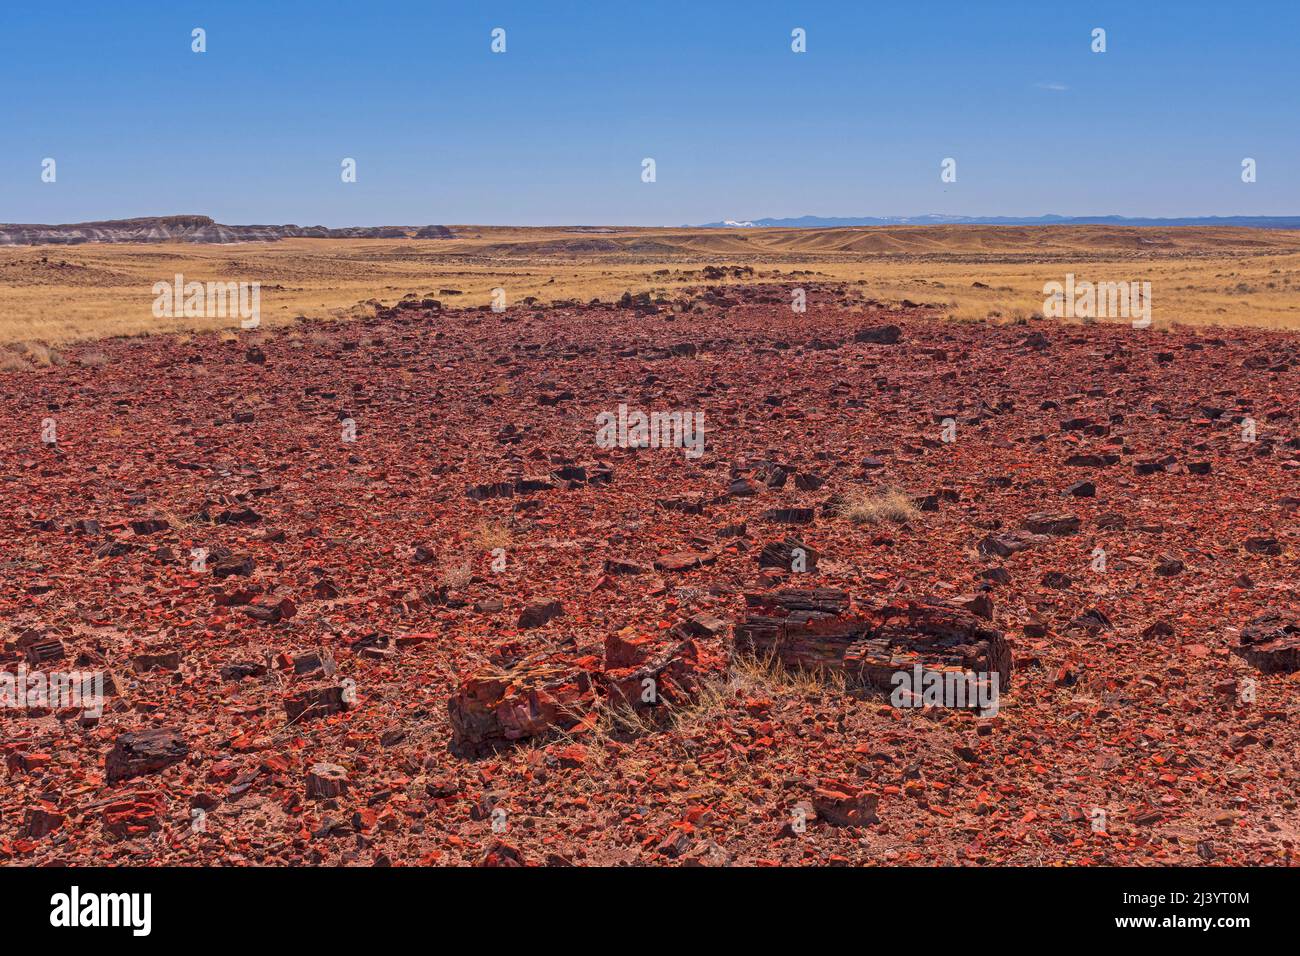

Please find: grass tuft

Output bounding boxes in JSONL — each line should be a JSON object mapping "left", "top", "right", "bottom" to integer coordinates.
{"left": 839, "top": 488, "right": 920, "bottom": 525}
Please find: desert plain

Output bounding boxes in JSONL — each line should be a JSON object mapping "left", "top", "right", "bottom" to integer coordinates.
{"left": 1, "top": 224, "right": 1298, "bottom": 866}
{"left": 4, "top": 224, "right": 1300, "bottom": 350}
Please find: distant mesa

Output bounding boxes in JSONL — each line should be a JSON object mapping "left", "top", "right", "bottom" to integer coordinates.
{"left": 413, "top": 225, "right": 454, "bottom": 239}
{"left": 0, "top": 215, "right": 456, "bottom": 245}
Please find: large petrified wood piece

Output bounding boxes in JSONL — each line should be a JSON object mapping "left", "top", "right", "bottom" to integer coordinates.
{"left": 733, "top": 589, "right": 1012, "bottom": 697}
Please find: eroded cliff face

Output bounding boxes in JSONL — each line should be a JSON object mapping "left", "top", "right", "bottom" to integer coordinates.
{"left": 0, "top": 215, "right": 453, "bottom": 245}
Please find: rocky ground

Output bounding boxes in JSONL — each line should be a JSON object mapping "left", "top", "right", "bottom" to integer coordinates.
{"left": 2, "top": 283, "right": 1297, "bottom": 866}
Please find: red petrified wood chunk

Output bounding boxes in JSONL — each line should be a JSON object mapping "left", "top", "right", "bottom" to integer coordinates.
{"left": 812, "top": 785, "right": 880, "bottom": 827}
{"left": 1234, "top": 610, "right": 1300, "bottom": 673}
{"left": 283, "top": 682, "right": 352, "bottom": 723}
{"left": 105, "top": 728, "right": 189, "bottom": 783}
{"left": 448, "top": 654, "right": 600, "bottom": 756}
{"left": 732, "top": 589, "right": 1012, "bottom": 698}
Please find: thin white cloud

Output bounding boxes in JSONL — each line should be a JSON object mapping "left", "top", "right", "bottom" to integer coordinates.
{"left": 1036, "top": 82, "right": 1069, "bottom": 92}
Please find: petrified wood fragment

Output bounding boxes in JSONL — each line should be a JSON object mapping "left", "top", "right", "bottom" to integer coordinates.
{"left": 448, "top": 655, "right": 599, "bottom": 756}
{"left": 733, "top": 590, "right": 1012, "bottom": 697}
{"left": 283, "top": 682, "right": 350, "bottom": 722}
{"left": 1234, "top": 610, "right": 1300, "bottom": 673}
{"left": 105, "top": 728, "right": 188, "bottom": 783}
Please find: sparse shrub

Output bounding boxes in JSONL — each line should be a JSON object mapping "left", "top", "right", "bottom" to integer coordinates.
{"left": 439, "top": 557, "right": 473, "bottom": 589}
{"left": 728, "top": 651, "right": 847, "bottom": 696}
{"left": 25, "top": 342, "right": 53, "bottom": 366}
{"left": 0, "top": 352, "right": 31, "bottom": 372}
{"left": 943, "top": 304, "right": 987, "bottom": 323}
{"left": 669, "top": 654, "right": 845, "bottom": 739}
{"left": 474, "top": 521, "right": 512, "bottom": 550}
{"left": 840, "top": 488, "right": 920, "bottom": 525}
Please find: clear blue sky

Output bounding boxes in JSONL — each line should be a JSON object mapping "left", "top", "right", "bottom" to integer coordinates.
{"left": 2, "top": 0, "right": 1297, "bottom": 226}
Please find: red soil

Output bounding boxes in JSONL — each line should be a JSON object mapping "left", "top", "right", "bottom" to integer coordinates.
{"left": 1, "top": 284, "right": 1297, "bottom": 866}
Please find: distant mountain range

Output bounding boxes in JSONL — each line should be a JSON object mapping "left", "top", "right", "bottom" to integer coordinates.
{"left": 0, "top": 215, "right": 455, "bottom": 245}
{"left": 8, "top": 214, "right": 1300, "bottom": 246}
{"left": 695, "top": 214, "right": 1300, "bottom": 229}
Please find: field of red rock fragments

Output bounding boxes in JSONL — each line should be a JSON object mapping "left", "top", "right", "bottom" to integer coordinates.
{"left": 3, "top": 283, "right": 1299, "bottom": 867}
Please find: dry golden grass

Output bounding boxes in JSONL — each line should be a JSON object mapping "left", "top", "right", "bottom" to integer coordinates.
{"left": 840, "top": 488, "right": 921, "bottom": 525}
{"left": 3, "top": 224, "right": 1300, "bottom": 347}
{"left": 0, "top": 352, "right": 31, "bottom": 372}
{"left": 540, "top": 650, "right": 848, "bottom": 767}
{"left": 473, "top": 521, "right": 513, "bottom": 551}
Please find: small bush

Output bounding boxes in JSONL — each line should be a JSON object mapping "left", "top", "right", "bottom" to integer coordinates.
{"left": 840, "top": 488, "right": 920, "bottom": 525}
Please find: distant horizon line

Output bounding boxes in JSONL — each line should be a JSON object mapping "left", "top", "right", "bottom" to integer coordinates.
{"left": 691, "top": 213, "right": 1300, "bottom": 230}
{"left": 6, "top": 213, "right": 1300, "bottom": 232}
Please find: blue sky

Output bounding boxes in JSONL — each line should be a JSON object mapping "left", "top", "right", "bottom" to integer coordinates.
{"left": 2, "top": 1, "right": 1297, "bottom": 226}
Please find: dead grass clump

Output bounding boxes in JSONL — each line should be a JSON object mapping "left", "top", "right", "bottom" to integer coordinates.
{"left": 438, "top": 557, "right": 473, "bottom": 589}
{"left": 24, "top": 342, "right": 54, "bottom": 366}
{"left": 727, "top": 651, "right": 848, "bottom": 696}
{"left": 840, "top": 488, "right": 920, "bottom": 525}
{"left": 474, "top": 521, "right": 513, "bottom": 550}
{"left": 669, "top": 653, "right": 846, "bottom": 739}
{"left": 4, "top": 342, "right": 67, "bottom": 368}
